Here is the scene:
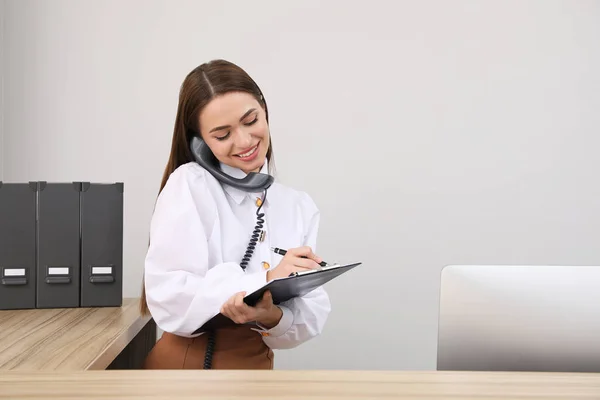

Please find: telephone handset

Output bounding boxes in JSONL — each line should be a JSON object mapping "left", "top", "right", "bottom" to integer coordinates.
{"left": 190, "top": 136, "right": 274, "bottom": 192}
{"left": 189, "top": 135, "right": 273, "bottom": 369}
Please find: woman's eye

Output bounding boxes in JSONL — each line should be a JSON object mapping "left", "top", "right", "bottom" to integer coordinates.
{"left": 244, "top": 117, "right": 258, "bottom": 126}
{"left": 216, "top": 132, "right": 230, "bottom": 141}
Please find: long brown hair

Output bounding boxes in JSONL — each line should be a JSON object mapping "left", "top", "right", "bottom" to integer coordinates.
{"left": 140, "top": 59, "right": 273, "bottom": 315}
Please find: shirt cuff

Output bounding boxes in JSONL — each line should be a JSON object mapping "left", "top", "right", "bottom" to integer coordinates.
{"left": 253, "top": 305, "right": 294, "bottom": 338}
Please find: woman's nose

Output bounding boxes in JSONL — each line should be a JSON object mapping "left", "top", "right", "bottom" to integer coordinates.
{"left": 234, "top": 128, "right": 253, "bottom": 148}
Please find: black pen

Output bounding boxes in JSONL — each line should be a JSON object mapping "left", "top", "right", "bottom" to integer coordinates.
{"left": 271, "top": 247, "right": 328, "bottom": 267}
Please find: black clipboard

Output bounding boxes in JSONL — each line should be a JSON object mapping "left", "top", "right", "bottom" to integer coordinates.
{"left": 193, "top": 262, "right": 361, "bottom": 334}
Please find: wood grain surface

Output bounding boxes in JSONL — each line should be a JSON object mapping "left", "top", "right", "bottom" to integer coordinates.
{"left": 1, "top": 370, "right": 599, "bottom": 399}
{"left": 0, "top": 298, "right": 151, "bottom": 370}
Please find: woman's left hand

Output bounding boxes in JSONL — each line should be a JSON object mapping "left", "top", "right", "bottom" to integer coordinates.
{"left": 220, "top": 290, "right": 283, "bottom": 329}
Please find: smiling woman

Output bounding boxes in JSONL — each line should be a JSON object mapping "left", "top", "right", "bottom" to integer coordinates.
{"left": 140, "top": 59, "right": 331, "bottom": 371}
{"left": 200, "top": 93, "right": 269, "bottom": 173}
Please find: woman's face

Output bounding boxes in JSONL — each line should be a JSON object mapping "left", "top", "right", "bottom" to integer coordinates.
{"left": 198, "top": 91, "right": 269, "bottom": 174}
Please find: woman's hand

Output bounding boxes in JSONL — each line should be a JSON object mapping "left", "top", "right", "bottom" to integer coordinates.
{"left": 220, "top": 290, "right": 283, "bottom": 329}
{"left": 267, "top": 246, "right": 322, "bottom": 281}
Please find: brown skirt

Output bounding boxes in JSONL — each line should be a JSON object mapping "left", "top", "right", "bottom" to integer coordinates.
{"left": 143, "top": 325, "right": 274, "bottom": 370}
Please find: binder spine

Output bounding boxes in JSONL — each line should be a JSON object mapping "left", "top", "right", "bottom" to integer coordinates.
{"left": 80, "top": 182, "right": 124, "bottom": 307}
{"left": 36, "top": 182, "right": 81, "bottom": 308}
{"left": 0, "top": 182, "right": 38, "bottom": 309}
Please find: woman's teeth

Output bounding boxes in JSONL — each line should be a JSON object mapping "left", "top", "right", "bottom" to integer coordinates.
{"left": 237, "top": 145, "right": 257, "bottom": 157}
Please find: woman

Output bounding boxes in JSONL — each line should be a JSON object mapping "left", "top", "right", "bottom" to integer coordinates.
{"left": 141, "top": 59, "right": 331, "bottom": 369}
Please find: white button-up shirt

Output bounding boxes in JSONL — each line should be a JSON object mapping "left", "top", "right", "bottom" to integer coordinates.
{"left": 144, "top": 160, "right": 331, "bottom": 349}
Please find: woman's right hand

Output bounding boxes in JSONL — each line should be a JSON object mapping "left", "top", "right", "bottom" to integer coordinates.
{"left": 266, "top": 246, "right": 323, "bottom": 281}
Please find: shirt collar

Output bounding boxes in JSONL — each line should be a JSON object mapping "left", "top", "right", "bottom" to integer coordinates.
{"left": 219, "top": 160, "right": 271, "bottom": 205}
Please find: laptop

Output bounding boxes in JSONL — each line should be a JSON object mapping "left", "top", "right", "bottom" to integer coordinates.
{"left": 437, "top": 264, "right": 600, "bottom": 372}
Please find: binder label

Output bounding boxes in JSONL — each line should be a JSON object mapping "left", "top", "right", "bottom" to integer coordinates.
{"left": 48, "top": 267, "right": 70, "bottom": 275}
{"left": 92, "top": 266, "right": 112, "bottom": 275}
{"left": 4, "top": 268, "right": 26, "bottom": 277}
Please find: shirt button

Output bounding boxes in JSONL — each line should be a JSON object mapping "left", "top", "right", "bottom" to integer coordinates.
{"left": 262, "top": 262, "right": 270, "bottom": 270}
{"left": 255, "top": 197, "right": 263, "bottom": 207}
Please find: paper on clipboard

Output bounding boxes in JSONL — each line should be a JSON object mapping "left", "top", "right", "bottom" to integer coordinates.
{"left": 287, "top": 263, "right": 345, "bottom": 277}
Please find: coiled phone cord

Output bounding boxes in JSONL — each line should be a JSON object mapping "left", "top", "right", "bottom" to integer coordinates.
{"left": 240, "top": 190, "right": 267, "bottom": 271}
{"left": 203, "top": 189, "right": 268, "bottom": 369}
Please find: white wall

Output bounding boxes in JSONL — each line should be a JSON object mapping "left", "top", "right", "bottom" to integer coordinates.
{"left": 3, "top": 0, "right": 600, "bottom": 370}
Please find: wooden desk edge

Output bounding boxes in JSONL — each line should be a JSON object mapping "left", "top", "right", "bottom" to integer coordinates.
{"left": 85, "top": 301, "right": 153, "bottom": 370}
{"left": 2, "top": 370, "right": 599, "bottom": 400}
{"left": 2, "top": 369, "right": 600, "bottom": 382}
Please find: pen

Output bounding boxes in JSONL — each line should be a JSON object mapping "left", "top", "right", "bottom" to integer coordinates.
{"left": 271, "top": 247, "right": 328, "bottom": 267}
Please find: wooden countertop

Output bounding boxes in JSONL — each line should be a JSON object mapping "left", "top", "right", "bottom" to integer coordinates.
{"left": 0, "top": 298, "right": 151, "bottom": 370}
{"left": 1, "top": 370, "right": 599, "bottom": 399}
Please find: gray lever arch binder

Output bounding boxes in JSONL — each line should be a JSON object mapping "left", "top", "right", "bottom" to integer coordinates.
{"left": 0, "top": 180, "right": 123, "bottom": 311}
{"left": 0, "top": 182, "right": 37, "bottom": 310}
{"left": 36, "top": 182, "right": 81, "bottom": 308}
{"left": 79, "top": 182, "right": 123, "bottom": 307}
